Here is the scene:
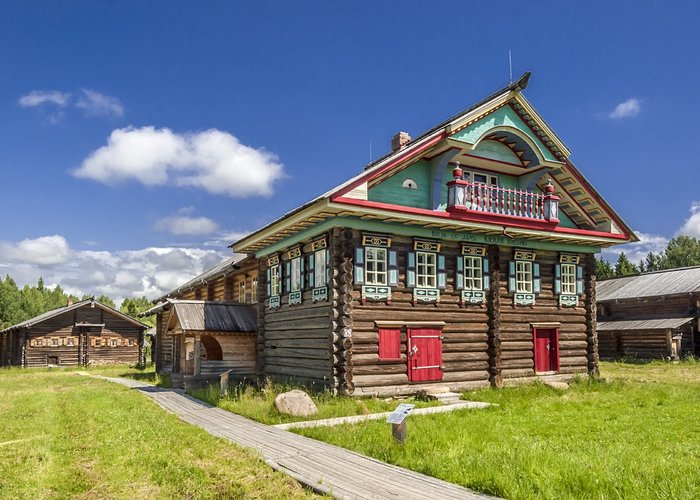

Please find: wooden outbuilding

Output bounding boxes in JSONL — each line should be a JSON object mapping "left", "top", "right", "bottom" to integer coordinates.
{"left": 597, "top": 267, "right": 700, "bottom": 359}
{"left": 154, "top": 73, "right": 636, "bottom": 395}
{"left": 0, "top": 298, "right": 148, "bottom": 368}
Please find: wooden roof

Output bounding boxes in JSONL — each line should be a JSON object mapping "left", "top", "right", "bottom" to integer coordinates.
{"left": 597, "top": 317, "right": 693, "bottom": 331}
{"left": 165, "top": 300, "right": 257, "bottom": 333}
{"left": 597, "top": 267, "right": 700, "bottom": 302}
{"left": 1, "top": 298, "right": 149, "bottom": 333}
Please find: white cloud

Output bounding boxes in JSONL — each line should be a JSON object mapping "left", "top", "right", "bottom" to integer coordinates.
{"left": 75, "top": 89, "right": 124, "bottom": 118}
{"left": 0, "top": 235, "right": 72, "bottom": 266}
{"left": 73, "top": 126, "right": 285, "bottom": 197}
{"left": 154, "top": 210, "right": 220, "bottom": 236}
{"left": 609, "top": 98, "right": 641, "bottom": 119}
{"left": 601, "top": 230, "right": 669, "bottom": 265}
{"left": 677, "top": 201, "right": 700, "bottom": 238}
{"left": 203, "top": 230, "right": 252, "bottom": 248}
{"left": 18, "top": 90, "right": 70, "bottom": 108}
{"left": 0, "top": 236, "right": 229, "bottom": 304}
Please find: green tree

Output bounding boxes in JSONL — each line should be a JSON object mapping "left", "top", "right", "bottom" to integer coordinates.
{"left": 660, "top": 236, "right": 700, "bottom": 269}
{"left": 614, "top": 252, "right": 638, "bottom": 277}
{"left": 95, "top": 294, "right": 116, "bottom": 309}
{"left": 595, "top": 257, "right": 615, "bottom": 279}
{"left": 120, "top": 297, "right": 155, "bottom": 327}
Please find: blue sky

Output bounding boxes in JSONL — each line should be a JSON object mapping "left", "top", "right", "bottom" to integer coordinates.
{"left": 1, "top": 1, "right": 698, "bottom": 301}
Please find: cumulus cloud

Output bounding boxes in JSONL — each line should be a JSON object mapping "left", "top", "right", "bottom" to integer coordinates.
{"left": 677, "top": 201, "right": 700, "bottom": 238}
{"left": 18, "top": 90, "right": 70, "bottom": 108}
{"left": 203, "top": 230, "right": 252, "bottom": 248}
{"left": 154, "top": 208, "right": 220, "bottom": 236}
{"left": 75, "top": 89, "right": 124, "bottom": 117}
{"left": 0, "top": 235, "right": 229, "bottom": 304}
{"left": 73, "top": 126, "right": 285, "bottom": 197}
{"left": 609, "top": 98, "right": 641, "bottom": 119}
{"left": 601, "top": 230, "right": 669, "bottom": 264}
{"left": 0, "top": 235, "right": 72, "bottom": 266}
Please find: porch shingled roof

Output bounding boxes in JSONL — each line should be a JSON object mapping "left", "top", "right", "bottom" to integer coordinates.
{"left": 170, "top": 300, "right": 257, "bottom": 333}
{"left": 597, "top": 317, "right": 693, "bottom": 331}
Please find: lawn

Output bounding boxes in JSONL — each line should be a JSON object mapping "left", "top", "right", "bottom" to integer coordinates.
{"left": 297, "top": 360, "right": 700, "bottom": 499}
{"left": 0, "top": 368, "right": 316, "bottom": 499}
{"left": 189, "top": 380, "right": 437, "bottom": 425}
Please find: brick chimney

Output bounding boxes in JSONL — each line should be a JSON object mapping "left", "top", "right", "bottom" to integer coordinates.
{"left": 391, "top": 131, "right": 411, "bottom": 151}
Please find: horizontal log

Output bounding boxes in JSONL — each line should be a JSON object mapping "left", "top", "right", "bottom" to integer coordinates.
{"left": 265, "top": 364, "right": 331, "bottom": 380}
{"left": 353, "top": 364, "right": 407, "bottom": 376}
{"left": 442, "top": 351, "right": 488, "bottom": 362}
{"left": 264, "top": 318, "right": 330, "bottom": 332}
{"left": 441, "top": 370, "right": 490, "bottom": 382}
{"left": 263, "top": 304, "right": 331, "bottom": 323}
{"left": 500, "top": 350, "right": 532, "bottom": 360}
{"left": 265, "top": 355, "right": 331, "bottom": 370}
{"left": 265, "top": 338, "right": 333, "bottom": 350}
{"left": 442, "top": 342, "right": 489, "bottom": 352}
{"left": 501, "top": 368, "right": 534, "bottom": 378}
{"left": 559, "top": 356, "right": 588, "bottom": 367}
{"left": 500, "top": 358, "right": 533, "bottom": 369}
{"left": 353, "top": 373, "right": 408, "bottom": 387}
{"left": 263, "top": 328, "right": 330, "bottom": 340}
{"left": 443, "top": 361, "right": 489, "bottom": 371}
{"left": 264, "top": 347, "right": 331, "bottom": 360}
{"left": 353, "top": 353, "right": 408, "bottom": 365}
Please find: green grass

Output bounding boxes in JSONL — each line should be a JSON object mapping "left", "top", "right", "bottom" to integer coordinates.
{"left": 0, "top": 368, "right": 316, "bottom": 499}
{"left": 296, "top": 361, "right": 700, "bottom": 499}
{"left": 189, "top": 380, "right": 438, "bottom": 425}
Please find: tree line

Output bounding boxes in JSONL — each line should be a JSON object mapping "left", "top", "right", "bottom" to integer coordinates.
{"left": 597, "top": 235, "right": 700, "bottom": 279}
{"left": 0, "top": 276, "right": 155, "bottom": 330}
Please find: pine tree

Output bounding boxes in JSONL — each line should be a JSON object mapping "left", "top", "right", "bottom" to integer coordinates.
{"left": 614, "top": 252, "right": 638, "bottom": 277}
{"left": 595, "top": 257, "right": 615, "bottom": 279}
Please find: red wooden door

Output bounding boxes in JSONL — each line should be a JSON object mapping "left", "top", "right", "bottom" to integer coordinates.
{"left": 407, "top": 329, "right": 443, "bottom": 382}
{"left": 534, "top": 328, "right": 558, "bottom": 373}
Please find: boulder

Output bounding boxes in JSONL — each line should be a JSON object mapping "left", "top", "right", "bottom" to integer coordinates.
{"left": 274, "top": 390, "right": 318, "bottom": 417}
{"left": 543, "top": 380, "right": 569, "bottom": 391}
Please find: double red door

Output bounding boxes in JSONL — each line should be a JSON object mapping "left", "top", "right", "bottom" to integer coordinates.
{"left": 534, "top": 328, "right": 559, "bottom": 373}
{"left": 407, "top": 329, "right": 443, "bottom": 382}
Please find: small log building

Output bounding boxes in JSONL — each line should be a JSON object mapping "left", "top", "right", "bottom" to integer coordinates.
{"left": 597, "top": 267, "right": 700, "bottom": 359}
{"left": 0, "top": 298, "right": 148, "bottom": 368}
{"left": 153, "top": 73, "right": 635, "bottom": 395}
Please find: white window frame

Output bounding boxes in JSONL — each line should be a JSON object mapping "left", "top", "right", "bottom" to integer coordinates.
{"left": 516, "top": 261, "right": 533, "bottom": 293}
{"left": 314, "top": 249, "right": 327, "bottom": 287}
{"left": 290, "top": 257, "right": 302, "bottom": 292}
{"left": 416, "top": 251, "right": 437, "bottom": 288}
{"left": 463, "top": 256, "right": 483, "bottom": 290}
{"left": 270, "top": 264, "right": 282, "bottom": 296}
{"left": 463, "top": 169, "right": 499, "bottom": 187}
{"left": 561, "top": 263, "right": 576, "bottom": 295}
{"left": 365, "top": 247, "right": 387, "bottom": 286}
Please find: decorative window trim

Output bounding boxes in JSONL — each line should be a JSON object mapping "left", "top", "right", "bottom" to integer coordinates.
{"left": 355, "top": 236, "right": 398, "bottom": 304}
{"left": 407, "top": 245, "right": 446, "bottom": 304}
{"left": 267, "top": 258, "right": 282, "bottom": 309}
{"left": 309, "top": 241, "right": 330, "bottom": 302}
{"left": 455, "top": 246, "right": 490, "bottom": 305}
{"left": 508, "top": 251, "right": 540, "bottom": 306}
{"left": 285, "top": 249, "right": 304, "bottom": 306}
{"left": 554, "top": 256, "right": 583, "bottom": 307}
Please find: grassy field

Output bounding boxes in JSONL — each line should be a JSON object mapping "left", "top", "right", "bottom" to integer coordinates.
{"left": 297, "top": 361, "right": 700, "bottom": 499}
{"left": 0, "top": 368, "right": 316, "bottom": 499}
{"left": 189, "top": 380, "right": 437, "bottom": 425}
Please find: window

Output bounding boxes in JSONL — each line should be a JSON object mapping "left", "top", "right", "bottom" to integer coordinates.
{"left": 51, "top": 338, "right": 59, "bottom": 347}
{"left": 516, "top": 261, "right": 533, "bottom": 293}
{"left": 463, "top": 170, "right": 499, "bottom": 187}
{"left": 270, "top": 265, "right": 281, "bottom": 295}
{"left": 95, "top": 339, "right": 101, "bottom": 347}
{"left": 290, "top": 257, "right": 302, "bottom": 292}
{"left": 416, "top": 252, "right": 437, "bottom": 288}
{"left": 402, "top": 178, "right": 418, "bottom": 189}
{"left": 365, "top": 247, "right": 387, "bottom": 286}
{"left": 239, "top": 281, "right": 245, "bottom": 301}
{"left": 463, "top": 256, "right": 483, "bottom": 290}
{"left": 561, "top": 263, "right": 576, "bottom": 295}
{"left": 111, "top": 339, "right": 117, "bottom": 347}
{"left": 67, "top": 337, "right": 74, "bottom": 347}
{"left": 314, "top": 249, "right": 327, "bottom": 287}
{"left": 252, "top": 278, "right": 258, "bottom": 303}
{"left": 128, "top": 338, "right": 134, "bottom": 346}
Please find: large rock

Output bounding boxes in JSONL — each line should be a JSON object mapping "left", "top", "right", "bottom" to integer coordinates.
{"left": 274, "top": 390, "right": 318, "bottom": 417}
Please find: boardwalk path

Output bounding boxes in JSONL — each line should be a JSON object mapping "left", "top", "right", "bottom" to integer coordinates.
{"left": 93, "top": 375, "right": 491, "bottom": 499}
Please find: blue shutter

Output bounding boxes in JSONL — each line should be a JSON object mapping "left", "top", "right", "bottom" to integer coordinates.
{"left": 354, "top": 247, "right": 365, "bottom": 285}
{"left": 407, "top": 252, "right": 416, "bottom": 288}
{"left": 533, "top": 262, "right": 541, "bottom": 294}
{"left": 388, "top": 250, "right": 399, "bottom": 287}
{"left": 308, "top": 254, "right": 315, "bottom": 289}
{"left": 437, "top": 254, "right": 447, "bottom": 289}
{"left": 455, "top": 256, "right": 464, "bottom": 290}
{"left": 482, "top": 257, "right": 490, "bottom": 291}
{"left": 299, "top": 256, "right": 305, "bottom": 289}
{"left": 576, "top": 265, "right": 584, "bottom": 295}
{"left": 285, "top": 261, "right": 291, "bottom": 293}
{"left": 326, "top": 249, "right": 331, "bottom": 286}
{"left": 554, "top": 264, "right": 562, "bottom": 295}
{"left": 508, "top": 261, "right": 516, "bottom": 293}
{"left": 266, "top": 268, "right": 271, "bottom": 296}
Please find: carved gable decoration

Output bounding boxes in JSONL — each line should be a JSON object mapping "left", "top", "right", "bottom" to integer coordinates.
{"left": 362, "top": 234, "right": 391, "bottom": 248}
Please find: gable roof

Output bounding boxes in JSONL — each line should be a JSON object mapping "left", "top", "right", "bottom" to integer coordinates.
{"left": 1, "top": 298, "right": 149, "bottom": 333}
{"left": 232, "top": 73, "right": 636, "bottom": 255}
{"left": 155, "top": 253, "right": 250, "bottom": 302}
{"left": 597, "top": 267, "right": 700, "bottom": 302}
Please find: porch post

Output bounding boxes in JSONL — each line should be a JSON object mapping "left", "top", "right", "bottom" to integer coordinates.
{"left": 193, "top": 335, "right": 202, "bottom": 377}
{"left": 584, "top": 254, "right": 599, "bottom": 376}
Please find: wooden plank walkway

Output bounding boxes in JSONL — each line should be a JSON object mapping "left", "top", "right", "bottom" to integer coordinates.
{"left": 91, "top": 375, "right": 492, "bottom": 499}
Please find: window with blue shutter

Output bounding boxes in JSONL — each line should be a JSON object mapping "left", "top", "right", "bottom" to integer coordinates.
{"left": 406, "top": 251, "right": 416, "bottom": 288}
{"left": 555, "top": 259, "right": 583, "bottom": 307}
{"left": 437, "top": 254, "right": 447, "bottom": 289}
{"left": 308, "top": 253, "right": 315, "bottom": 289}
{"left": 511, "top": 251, "right": 537, "bottom": 306}
{"left": 354, "top": 247, "right": 365, "bottom": 285}
{"left": 388, "top": 250, "right": 399, "bottom": 287}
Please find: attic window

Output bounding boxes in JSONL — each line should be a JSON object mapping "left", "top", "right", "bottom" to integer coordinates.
{"left": 402, "top": 179, "right": 418, "bottom": 189}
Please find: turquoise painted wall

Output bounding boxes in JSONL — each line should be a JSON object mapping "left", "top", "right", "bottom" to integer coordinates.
{"left": 368, "top": 160, "right": 432, "bottom": 209}
{"left": 470, "top": 139, "right": 521, "bottom": 164}
{"left": 451, "top": 106, "right": 556, "bottom": 162}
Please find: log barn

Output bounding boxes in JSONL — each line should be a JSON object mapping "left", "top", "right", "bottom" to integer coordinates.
{"left": 154, "top": 73, "right": 636, "bottom": 395}
{"left": 0, "top": 298, "right": 148, "bottom": 368}
{"left": 597, "top": 267, "right": 700, "bottom": 359}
